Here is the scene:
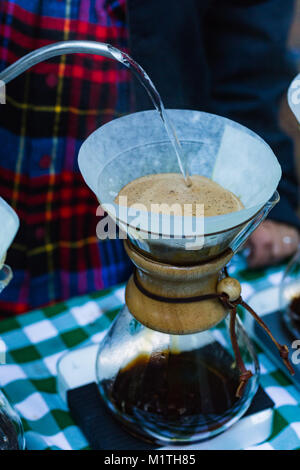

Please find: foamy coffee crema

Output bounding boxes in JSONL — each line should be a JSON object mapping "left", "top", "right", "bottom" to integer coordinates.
{"left": 115, "top": 173, "right": 244, "bottom": 217}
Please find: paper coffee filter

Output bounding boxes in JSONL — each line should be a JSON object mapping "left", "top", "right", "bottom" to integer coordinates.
{"left": 0, "top": 197, "right": 19, "bottom": 261}
{"left": 78, "top": 109, "right": 281, "bottom": 237}
{"left": 288, "top": 73, "right": 300, "bottom": 124}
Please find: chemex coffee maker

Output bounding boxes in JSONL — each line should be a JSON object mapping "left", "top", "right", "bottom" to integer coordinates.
{"left": 78, "top": 109, "right": 291, "bottom": 444}
{"left": 0, "top": 199, "right": 24, "bottom": 450}
{"left": 0, "top": 41, "right": 295, "bottom": 447}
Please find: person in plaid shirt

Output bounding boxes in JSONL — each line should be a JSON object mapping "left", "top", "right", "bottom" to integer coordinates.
{"left": 0, "top": 0, "right": 134, "bottom": 316}
{"left": 0, "top": 0, "right": 299, "bottom": 317}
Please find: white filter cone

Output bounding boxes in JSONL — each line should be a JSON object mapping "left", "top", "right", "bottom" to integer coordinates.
{"left": 79, "top": 109, "right": 281, "bottom": 238}
{"left": 288, "top": 73, "right": 300, "bottom": 124}
{"left": 0, "top": 197, "right": 19, "bottom": 261}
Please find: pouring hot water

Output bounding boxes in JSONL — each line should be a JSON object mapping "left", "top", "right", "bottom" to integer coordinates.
{"left": 0, "top": 39, "right": 262, "bottom": 211}
{"left": 0, "top": 40, "right": 191, "bottom": 188}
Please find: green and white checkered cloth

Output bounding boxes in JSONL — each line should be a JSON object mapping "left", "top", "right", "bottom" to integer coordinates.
{"left": 0, "top": 255, "right": 300, "bottom": 450}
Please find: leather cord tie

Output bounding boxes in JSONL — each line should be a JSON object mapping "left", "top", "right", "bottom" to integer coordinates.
{"left": 133, "top": 268, "right": 295, "bottom": 398}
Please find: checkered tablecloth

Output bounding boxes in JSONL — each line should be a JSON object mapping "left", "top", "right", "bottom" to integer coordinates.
{"left": 0, "top": 254, "right": 300, "bottom": 450}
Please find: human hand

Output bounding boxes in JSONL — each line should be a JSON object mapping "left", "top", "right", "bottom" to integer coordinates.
{"left": 246, "top": 220, "right": 300, "bottom": 268}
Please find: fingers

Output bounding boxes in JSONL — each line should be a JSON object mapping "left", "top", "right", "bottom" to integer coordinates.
{"left": 247, "top": 222, "right": 273, "bottom": 268}
{"left": 271, "top": 224, "right": 299, "bottom": 263}
{"left": 247, "top": 221, "right": 300, "bottom": 268}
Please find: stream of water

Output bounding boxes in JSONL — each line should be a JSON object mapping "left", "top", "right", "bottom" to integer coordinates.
{"left": 109, "top": 46, "right": 191, "bottom": 186}
{"left": 0, "top": 40, "right": 191, "bottom": 186}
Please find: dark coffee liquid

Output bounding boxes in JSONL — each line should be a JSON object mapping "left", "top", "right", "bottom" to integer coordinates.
{"left": 0, "top": 411, "right": 20, "bottom": 450}
{"left": 288, "top": 295, "right": 300, "bottom": 333}
{"left": 102, "top": 345, "right": 240, "bottom": 436}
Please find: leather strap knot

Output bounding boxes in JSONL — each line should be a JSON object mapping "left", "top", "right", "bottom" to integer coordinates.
{"left": 240, "top": 370, "right": 253, "bottom": 382}
{"left": 220, "top": 294, "right": 242, "bottom": 310}
{"left": 236, "top": 370, "right": 254, "bottom": 399}
{"left": 278, "top": 344, "right": 295, "bottom": 375}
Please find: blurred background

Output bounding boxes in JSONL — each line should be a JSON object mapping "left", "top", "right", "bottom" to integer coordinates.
{"left": 281, "top": 0, "right": 300, "bottom": 188}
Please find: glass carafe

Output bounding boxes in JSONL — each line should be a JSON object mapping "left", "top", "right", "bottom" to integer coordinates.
{"left": 75, "top": 105, "right": 283, "bottom": 443}
{"left": 80, "top": 107, "right": 282, "bottom": 445}
{"left": 0, "top": 389, "right": 25, "bottom": 450}
{"left": 96, "top": 306, "right": 259, "bottom": 444}
{"left": 94, "top": 189, "right": 278, "bottom": 445}
{"left": 0, "top": 263, "right": 25, "bottom": 450}
{"left": 279, "top": 247, "right": 300, "bottom": 337}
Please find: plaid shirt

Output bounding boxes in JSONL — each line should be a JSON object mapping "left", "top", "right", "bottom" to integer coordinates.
{"left": 0, "top": 0, "right": 133, "bottom": 317}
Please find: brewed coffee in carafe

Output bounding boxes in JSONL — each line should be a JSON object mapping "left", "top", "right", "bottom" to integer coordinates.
{"left": 101, "top": 343, "right": 241, "bottom": 437}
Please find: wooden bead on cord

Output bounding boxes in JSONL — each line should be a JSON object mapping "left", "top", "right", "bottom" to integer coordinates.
{"left": 217, "top": 277, "right": 241, "bottom": 302}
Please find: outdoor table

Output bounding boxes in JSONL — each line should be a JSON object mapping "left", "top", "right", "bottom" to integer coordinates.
{"left": 0, "top": 256, "right": 300, "bottom": 450}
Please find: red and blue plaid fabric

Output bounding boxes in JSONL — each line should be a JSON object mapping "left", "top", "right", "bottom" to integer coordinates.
{"left": 0, "top": 0, "right": 134, "bottom": 317}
